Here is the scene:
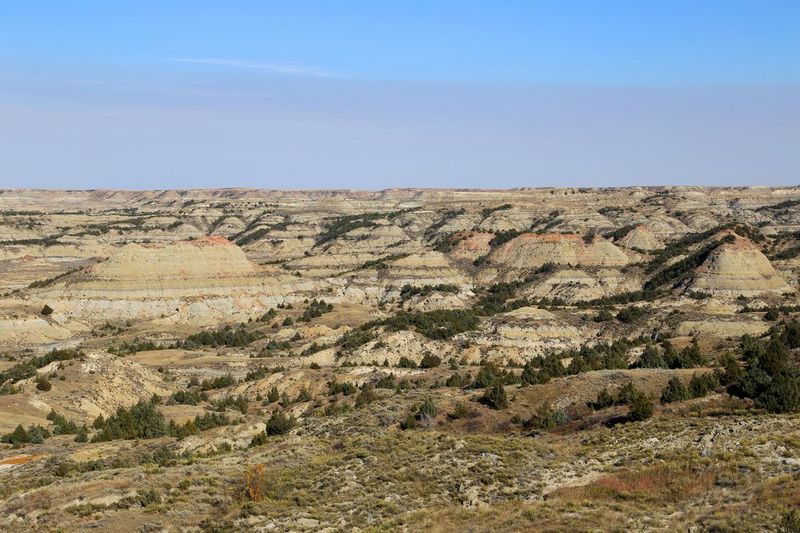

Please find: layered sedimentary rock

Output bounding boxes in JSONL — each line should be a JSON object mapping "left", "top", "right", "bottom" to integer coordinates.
{"left": 474, "top": 307, "right": 591, "bottom": 362}
{"left": 688, "top": 237, "right": 792, "bottom": 297}
{"left": 450, "top": 232, "right": 494, "bottom": 261}
{"left": 34, "top": 236, "right": 304, "bottom": 323}
{"left": 490, "top": 233, "right": 633, "bottom": 269}
{"left": 616, "top": 225, "right": 664, "bottom": 251}
{"left": 524, "top": 268, "right": 641, "bottom": 303}
{"left": 335, "top": 251, "right": 471, "bottom": 305}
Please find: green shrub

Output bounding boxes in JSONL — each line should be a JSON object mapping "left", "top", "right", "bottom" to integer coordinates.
{"left": 781, "top": 509, "right": 800, "bottom": 533}
{"left": 399, "top": 284, "right": 459, "bottom": 301}
{"left": 416, "top": 398, "right": 438, "bottom": 421}
{"left": 249, "top": 432, "right": 269, "bottom": 448}
{"left": 594, "top": 309, "right": 614, "bottom": 322}
{"left": 628, "top": 391, "right": 654, "bottom": 421}
{"left": 267, "top": 386, "right": 280, "bottom": 403}
{"left": 182, "top": 324, "right": 262, "bottom": 348}
{"left": 637, "top": 345, "right": 667, "bottom": 368}
{"left": 782, "top": 320, "right": 800, "bottom": 348}
{"left": 136, "top": 488, "right": 162, "bottom": 507}
{"left": 444, "top": 372, "right": 470, "bottom": 388}
{"left": 0, "top": 348, "right": 84, "bottom": 385}
{"left": 92, "top": 399, "right": 168, "bottom": 442}
{"left": 355, "top": 385, "right": 378, "bottom": 407}
{"left": 758, "top": 369, "right": 800, "bottom": 413}
{"left": 397, "top": 356, "right": 417, "bottom": 368}
{"left": 300, "top": 299, "right": 333, "bottom": 322}
{"left": 616, "top": 382, "right": 639, "bottom": 405}
{"left": 211, "top": 395, "right": 249, "bottom": 415}
{"left": 660, "top": 377, "right": 690, "bottom": 403}
{"left": 1, "top": 424, "right": 51, "bottom": 447}
{"left": 739, "top": 366, "right": 773, "bottom": 399}
{"left": 47, "top": 410, "right": 80, "bottom": 434}
{"left": 328, "top": 380, "right": 358, "bottom": 396}
{"left": 0, "top": 383, "right": 20, "bottom": 396}
{"left": 74, "top": 426, "right": 88, "bottom": 443}
{"left": 665, "top": 338, "right": 705, "bottom": 369}
{"left": 450, "top": 402, "right": 477, "bottom": 419}
{"left": 200, "top": 373, "right": 236, "bottom": 391}
{"left": 265, "top": 411, "right": 296, "bottom": 436}
{"left": 376, "top": 373, "right": 396, "bottom": 389}
{"left": 588, "top": 387, "right": 616, "bottom": 410}
{"left": 471, "top": 362, "right": 519, "bottom": 388}
{"left": 481, "top": 383, "right": 509, "bottom": 410}
{"left": 616, "top": 306, "right": 647, "bottom": 323}
{"left": 400, "top": 398, "right": 438, "bottom": 430}
{"left": 718, "top": 353, "right": 743, "bottom": 385}
{"left": 381, "top": 309, "right": 480, "bottom": 340}
{"left": 520, "top": 360, "right": 549, "bottom": 385}
{"left": 419, "top": 354, "right": 441, "bottom": 368}
{"left": 35, "top": 375, "right": 52, "bottom": 391}
{"left": 170, "top": 389, "right": 208, "bottom": 406}
{"left": 524, "top": 405, "right": 568, "bottom": 430}
{"left": 295, "top": 387, "right": 312, "bottom": 403}
{"left": 688, "top": 373, "right": 719, "bottom": 398}
{"left": 108, "top": 338, "right": 172, "bottom": 356}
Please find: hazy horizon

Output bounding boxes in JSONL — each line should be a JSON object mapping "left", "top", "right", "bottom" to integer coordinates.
{"left": 1, "top": 2, "right": 798, "bottom": 189}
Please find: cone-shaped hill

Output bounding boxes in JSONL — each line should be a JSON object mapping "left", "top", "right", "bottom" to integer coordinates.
{"left": 490, "top": 232, "right": 633, "bottom": 269}
{"left": 34, "top": 237, "right": 305, "bottom": 322}
{"left": 687, "top": 233, "right": 792, "bottom": 297}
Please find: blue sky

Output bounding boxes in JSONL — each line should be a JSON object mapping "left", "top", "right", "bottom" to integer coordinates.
{"left": 1, "top": 1, "right": 798, "bottom": 189}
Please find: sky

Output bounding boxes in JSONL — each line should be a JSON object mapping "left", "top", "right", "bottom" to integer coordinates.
{"left": 0, "top": 1, "right": 798, "bottom": 190}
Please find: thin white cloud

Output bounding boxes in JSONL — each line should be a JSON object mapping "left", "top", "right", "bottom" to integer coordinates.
{"left": 166, "top": 57, "right": 335, "bottom": 77}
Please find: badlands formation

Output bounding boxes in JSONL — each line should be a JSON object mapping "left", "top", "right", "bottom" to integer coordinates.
{"left": 0, "top": 187, "right": 799, "bottom": 531}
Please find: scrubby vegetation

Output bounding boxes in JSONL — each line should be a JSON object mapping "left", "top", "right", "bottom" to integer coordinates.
{"left": 265, "top": 410, "right": 296, "bottom": 436}
{"left": 200, "top": 373, "right": 237, "bottom": 390}
{"left": 0, "top": 348, "right": 84, "bottom": 385}
{"left": 299, "top": 299, "right": 334, "bottom": 321}
{"left": 480, "top": 383, "right": 509, "bottom": 410}
{"left": 338, "top": 308, "right": 480, "bottom": 352}
{"left": 728, "top": 323, "right": 800, "bottom": 413}
{"left": 488, "top": 229, "right": 522, "bottom": 248}
{"left": 645, "top": 236, "right": 735, "bottom": 291}
{"left": 181, "top": 324, "right": 263, "bottom": 348}
{"left": 316, "top": 212, "right": 386, "bottom": 245}
{"left": 7, "top": 192, "right": 800, "bottom": 531}
{"left": 91, "top": 399, "right": 169, "bottom": 442}
{"left": 400, "top": 398, "right": 438, "bottom": 429}
{"left": 1, "top": 424, "right": 51, "bottom": 447}
{"left": 399, "top": 283, "right": 459, "bottom": 301}
{"left": 108, "top": 338, "right": 172, "bottom": 356}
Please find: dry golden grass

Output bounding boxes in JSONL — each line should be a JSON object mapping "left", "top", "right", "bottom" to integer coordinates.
{"left": 550, "top": 463, "right": 718, "bottom": 504}
{"left": 244, "top": 463, "right": 266, "bottom": 503}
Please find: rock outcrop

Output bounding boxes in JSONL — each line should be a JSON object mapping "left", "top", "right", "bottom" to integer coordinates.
{"left": 616, "top": 225, "right": 664, "bottom": 251}
{"left": 34, "top": 237, "right": 304, "bottom": 323}
{"left": 490, "top": 233, "right": 633, "bottom": 269}
{"left": 524, "top": 268, "right": 641, "bottom": 303}
{"left": 687, "top": 237, "right": 792, "bottom": 297}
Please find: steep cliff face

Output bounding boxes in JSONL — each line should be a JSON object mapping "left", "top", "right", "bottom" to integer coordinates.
{"left": 687, "top": 237, "right": 792, "bottom": 297}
